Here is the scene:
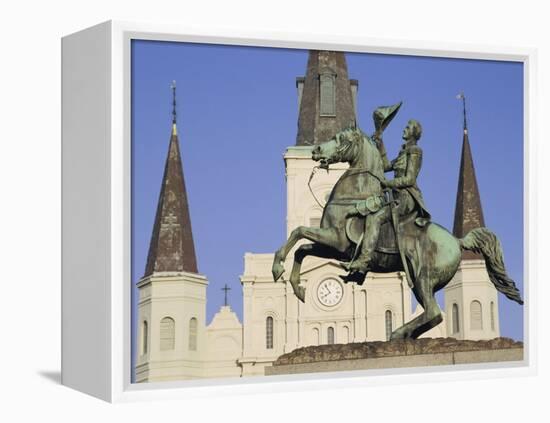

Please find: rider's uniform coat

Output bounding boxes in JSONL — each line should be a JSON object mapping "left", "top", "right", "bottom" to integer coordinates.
{"left": 381, "top": 143, "right": 431, "bottom": 219}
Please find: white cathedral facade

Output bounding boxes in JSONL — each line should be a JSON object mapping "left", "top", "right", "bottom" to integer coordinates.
{"left": 135, "top": 51, "right": 500, "bottom": 383}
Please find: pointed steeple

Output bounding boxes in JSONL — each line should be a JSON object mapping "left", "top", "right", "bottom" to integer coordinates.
{"left": 144, "top": 82, "right": 198, "bottom": 277}
{"left": 295, "top": 51, "right": 358, "bottom": 146}
{"left": 453, "top": 93, "right": 485, "bottom": 260}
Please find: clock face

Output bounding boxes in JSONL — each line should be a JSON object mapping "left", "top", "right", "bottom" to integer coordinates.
{"left": 317, "top": 279, "right": 343, "bottom": 307}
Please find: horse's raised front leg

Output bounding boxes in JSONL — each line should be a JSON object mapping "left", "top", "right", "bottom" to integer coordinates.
{"left": 288, "top": 243, "right": 344, "bottom": 302}
{"left": 272, "top": 226, "right": 347, "bottom": 283}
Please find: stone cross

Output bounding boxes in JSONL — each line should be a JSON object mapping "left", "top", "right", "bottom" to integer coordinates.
{"left": 222, "top": 284, "right": 231, "bottom": 306}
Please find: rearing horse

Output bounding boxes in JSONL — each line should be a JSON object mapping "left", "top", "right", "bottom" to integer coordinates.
{"left": 271, "top": 127, "right": 523, "bottom": 340}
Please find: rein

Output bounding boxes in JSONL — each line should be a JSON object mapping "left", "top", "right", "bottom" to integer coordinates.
{"left": 308, "top": 166, "right": 327, "bottom": 208}
{"left": 308, "top": 134, "right": 385, "bottom": 208}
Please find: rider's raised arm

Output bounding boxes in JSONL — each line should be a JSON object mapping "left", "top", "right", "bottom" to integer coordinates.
{"left": 384, "top": 146, "right": 422, "bottom": 188}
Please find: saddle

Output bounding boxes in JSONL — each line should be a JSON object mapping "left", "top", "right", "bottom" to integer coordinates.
{"left": 345, "top": 212, "right": 425, "bottom": 254}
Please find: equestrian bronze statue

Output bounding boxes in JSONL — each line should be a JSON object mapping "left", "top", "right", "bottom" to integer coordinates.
{"left": 271, "top": 104, "right": 523, "bottom": 340}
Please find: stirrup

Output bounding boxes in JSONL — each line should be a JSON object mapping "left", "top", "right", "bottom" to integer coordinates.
{"left": 342, "top": 269, "right": 368, "bottom": 284}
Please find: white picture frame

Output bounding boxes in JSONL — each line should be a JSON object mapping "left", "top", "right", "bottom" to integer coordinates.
{"left": 61, "top": 20, "right": 537, "bottom": 403}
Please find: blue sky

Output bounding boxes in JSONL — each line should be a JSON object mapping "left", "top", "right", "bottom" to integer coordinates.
{"left": 131, "top": 40, "right": 524, "bottom": 362}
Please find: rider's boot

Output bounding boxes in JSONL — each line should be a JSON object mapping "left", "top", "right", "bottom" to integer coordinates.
{"left": 348, "top": 211, "right": 384, "bottom": 275}
{"left": 348, "top": 249, "right": 373, "bottom": 275}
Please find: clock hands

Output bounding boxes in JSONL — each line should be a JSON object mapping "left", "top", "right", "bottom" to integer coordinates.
{"left": 318, "top": 281, "right": 342, "bottom": 305}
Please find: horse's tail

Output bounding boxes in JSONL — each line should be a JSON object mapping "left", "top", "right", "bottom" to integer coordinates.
{"left": 459, "top": 227, "right": 523, "bottom": 305}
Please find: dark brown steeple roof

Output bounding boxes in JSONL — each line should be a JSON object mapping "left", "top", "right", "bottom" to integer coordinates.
{"left": 295, "top": 51, "right": 358, "bottom": 146}
{"left": 453, "top": 95, "right": 485, "bottom": 260}
{"left": 144, "top": 85, "right": 198, "bottom": 276}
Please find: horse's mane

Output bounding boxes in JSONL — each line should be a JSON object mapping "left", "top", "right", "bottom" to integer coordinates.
{"left": 336, "top": 127, "right": 382, "bottom": 165}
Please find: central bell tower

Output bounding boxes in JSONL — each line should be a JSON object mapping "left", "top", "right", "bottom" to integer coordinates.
{"left": 295, "top": 50, "right": 358, "bottom": 147}
{"left": 287, "top": 50, "right": 359, "bottom": 234}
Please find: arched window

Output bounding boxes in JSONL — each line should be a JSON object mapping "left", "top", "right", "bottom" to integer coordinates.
{"left": 189, "top": 317, "right": 197, "bottom": 351}
{"left": 470, "top": 301, "right": 483, "bottom": 330}
{"left": 142, "top": 321, "right": 148, "bottom": 355}
{"left": 320, "top": 73, "right": 336, "bottom": 116}
{"left": 385, "top": 310, "right": 393, "bottom": 341}
{"left": 452, "top": 303, "right": 460, "bottom": 334}
{"left": 312, "top": 328, "right": 320, "bottom": 345}
{"left": 342, "top": 326, "right": 350, "bottom": 344}
{"left": 490, "top": 302, "right": 495, "bottom": 331}
{"left": 266, "top": 316, "right": 274, "bottom": 349}
{"left": 327, "top": 326, "right": 335, "bottom": 344}
{"left": 160, "top": 317, "right": 175, "bottom": 351}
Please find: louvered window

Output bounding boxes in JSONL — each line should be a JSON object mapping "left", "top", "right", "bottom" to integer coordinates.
{"left": 266, "top": 316, "right": 273, "bottom": 349}
{"left": 189, "top": 318, "right": 197, "bottom": 351}
{"left": 142, "top": 321, "right": 148, "bottom": 355}
{"left": 327, "top": 326, "right": 335, "bottom": 344}
{"left": 320, "top": 73, "right": 336, "bottom": 116}
{"left": 160, "top": 317, "right": 175, "bottom": 350}
{"left": 385, "top": 310, "right": 393, "bottom": 341}
{"left": 470, "top": 301, "right": 483, "bottom": 330}
{"left": 452, "top": 303, "right": 460, "bottom": 334}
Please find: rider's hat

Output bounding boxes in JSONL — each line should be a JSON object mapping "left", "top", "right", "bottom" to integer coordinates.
{"left": 373, "top": 101, "right": 403, "bottom": 133}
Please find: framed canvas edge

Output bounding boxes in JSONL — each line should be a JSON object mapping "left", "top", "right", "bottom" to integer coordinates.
{"left": 106, "top": 19, "right": 537, "bottom": 403}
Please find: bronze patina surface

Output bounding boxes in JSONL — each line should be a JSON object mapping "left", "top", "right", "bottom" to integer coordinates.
{"left": 271, "top": 104, "right": 523, "bottom": 341}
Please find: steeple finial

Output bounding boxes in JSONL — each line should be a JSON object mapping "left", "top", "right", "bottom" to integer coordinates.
{"left": 457, "top": 92, "right": 468, "bottom": 134}
{"left": 171, "top": 80, "right": 177, "bottom": 135}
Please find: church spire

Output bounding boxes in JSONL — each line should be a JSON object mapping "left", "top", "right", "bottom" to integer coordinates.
{"left": 453, "top": 93, "right": 485, "bottom": 260}
{"left": 144, "top": 82, "right": 198, "bottom": 277}
{"left": 295, "top": 51, "right": 358, "bottom": 146}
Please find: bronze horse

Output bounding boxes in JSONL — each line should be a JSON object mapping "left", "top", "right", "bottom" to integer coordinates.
{"left": 271, "top": 127, "right": 523, "bottom": 340}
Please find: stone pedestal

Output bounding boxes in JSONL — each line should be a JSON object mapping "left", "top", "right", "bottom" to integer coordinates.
{"left": 265, "top": 337, "right": 523, "bottom": 376}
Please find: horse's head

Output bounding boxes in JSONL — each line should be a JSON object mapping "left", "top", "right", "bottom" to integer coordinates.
{"left": 311, "top": 127, "right": 364, "bottom": 169}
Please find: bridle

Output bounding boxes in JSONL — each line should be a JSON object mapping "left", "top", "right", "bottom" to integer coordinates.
{"left": 308, "top": 130, "right": 385, "bottom": 208}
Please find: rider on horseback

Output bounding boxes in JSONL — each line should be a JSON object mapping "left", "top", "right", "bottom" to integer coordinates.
{"left": 274, "top": 111, "right": 522, "bottom": 336}
{"left": 347, "top": 119, "right": 431, "bottom": 275}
